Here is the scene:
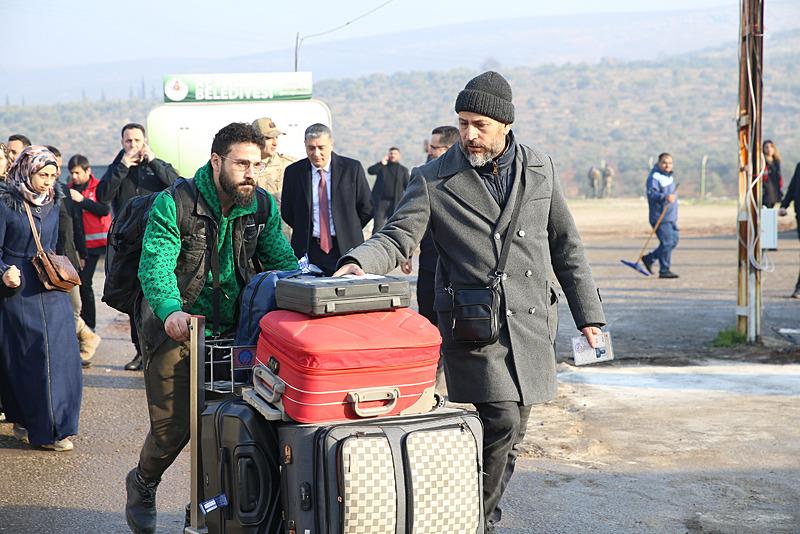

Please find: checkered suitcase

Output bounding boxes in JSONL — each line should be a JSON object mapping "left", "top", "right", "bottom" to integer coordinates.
{"left": 276, "top": 407, "right": 484, "bottom": 534}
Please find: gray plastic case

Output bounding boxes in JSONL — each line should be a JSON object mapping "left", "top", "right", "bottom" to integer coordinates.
{"left": 275, "top": 276, "right": 410, "bottom": 316}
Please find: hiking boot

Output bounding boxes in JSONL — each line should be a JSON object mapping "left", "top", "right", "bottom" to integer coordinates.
{"left": 642, "top": 256, "right": 655, "bottom": 275}
{"left": 125, "top": 468, "right": 159, "bottom": 534}
{"left": 41, "top": 438, "right": 74, "bottom": 452}
{"left": 12, "top": 424, "right": 28, "bottom": 443}
{"left": 124, "top": 353, "right": 143, "bottom": 371}
{"left": 78, "top": 326, "right": 101, "bottom": 364}
{"left": 659, "top": 271, "right": 679, "bottom": 279}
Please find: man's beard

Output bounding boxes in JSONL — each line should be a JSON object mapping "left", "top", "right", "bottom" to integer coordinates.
{"left": 220, "top": 167, "right": 256, "bottom": 207}
{"left": 461, "top": 136, "right": 506, "bottom": 167}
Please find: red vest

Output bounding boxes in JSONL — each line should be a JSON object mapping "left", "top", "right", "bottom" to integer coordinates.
{"left": 73, "top": 176, "right": 112, "bottom": 249}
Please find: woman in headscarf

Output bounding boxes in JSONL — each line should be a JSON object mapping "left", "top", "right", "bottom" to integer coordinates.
{"left": 0, "top": 143, "right": 10, "bottom": 180}
{"left": 0, "top": 146, "right": 82, "bottom": 451}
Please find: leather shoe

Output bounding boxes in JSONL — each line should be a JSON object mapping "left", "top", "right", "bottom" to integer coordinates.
{"left": 125, "top": 468, "right": 159, "bottom": 534}
{"left": 124, "top": 354, "right": 143, "bottom": 371}
{"left": 659, "top": 271, "right": 679, "bottom": 279}
{"left": 642, "top": 256, "right": 655, "bottom": 275}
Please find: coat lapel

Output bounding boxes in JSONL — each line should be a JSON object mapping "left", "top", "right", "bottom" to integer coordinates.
{"left": 440, "top": 147, "right": 500, "bottom": 224}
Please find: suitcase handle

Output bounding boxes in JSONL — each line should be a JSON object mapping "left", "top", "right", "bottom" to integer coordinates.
{"left": 253, "top": 364, "right": 285, "bottom": 404}
{"left": 346, "top": 388, "right": 400, "bottom": 417}
{"left": 243, "top": 389, "right": 285, "bottom": 422}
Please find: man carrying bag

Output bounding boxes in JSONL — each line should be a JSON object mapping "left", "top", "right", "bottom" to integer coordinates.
{"left": 335, "top": 71, "right": 605, "bottom": 533}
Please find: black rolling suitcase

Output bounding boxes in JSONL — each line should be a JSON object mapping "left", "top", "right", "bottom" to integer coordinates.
{"left": 186, "top": 316, "right": 281, "bottom": 534}
{"left": 200, "top": 399, "right": 282, "bottom": 534}
{"left": 245, "top": 392, "right": 485, "bottom": 534}
{"left": 275, "top": 275, "right": 410, "bottom": 315}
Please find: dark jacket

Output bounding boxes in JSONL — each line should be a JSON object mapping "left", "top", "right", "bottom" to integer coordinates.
{"left": 97, "top": 150, "right": 179, "bottom": 215}
{"left": 763, "top": 160, "right": 782, "bottom": 208}
{"left": 0, "top": 182, "right": 82, "bottom": 445}
{"left": 779, "top": 162, "right": 799, "bottom": 217}
{"left": 56, "top": 182, "right": 85, "bottom": 270}
{"left": 135, "top": 179, "right": 293, "bottom": 356}
{"left": 368, "top": 161, "right": 410, "bottom": 234}
{"left": 281, "top": 153, "right": 373, "bottom": 260}
{"left": 341, "top": 140, "right": 605, "bottom": 406}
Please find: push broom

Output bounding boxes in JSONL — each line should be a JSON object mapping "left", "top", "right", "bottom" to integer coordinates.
{"left": 620, "top": 184, "right": 679, "bottom": 276}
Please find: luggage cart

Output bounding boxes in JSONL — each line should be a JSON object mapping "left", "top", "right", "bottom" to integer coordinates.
{"left": 185, "top": 315, "right": 259, "bottom": 534}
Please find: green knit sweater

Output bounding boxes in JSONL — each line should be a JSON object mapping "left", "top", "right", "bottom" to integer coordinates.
{"left": 138, "top": 162, "right": 298, "bottom": 335}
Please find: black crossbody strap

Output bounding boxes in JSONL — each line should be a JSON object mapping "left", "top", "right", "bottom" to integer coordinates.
{"left": 210, "top": 229, "right": 220, "bottom": 336}
{"left": 494, "top": 148, "right": 528, "bottom": 279}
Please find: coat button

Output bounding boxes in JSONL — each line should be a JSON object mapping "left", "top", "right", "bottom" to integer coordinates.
{"left": 525, "top": 270, "right": 532, "bottom": 277}
{"left": 506, "top": 310, "right": 514, "bottom": 317}
{"left": 528, "top": 307, "right": 536, "bottom": 314}
{"left": 494, "top": 233, "right": 501, "bottom": 240}
{"left": 518, "top": 230, "right": 526, "bottom": 237}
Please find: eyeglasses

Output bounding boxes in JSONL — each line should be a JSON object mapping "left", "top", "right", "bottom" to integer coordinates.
{"left": 217, "top": 154, "right": 266, "bottom": 174}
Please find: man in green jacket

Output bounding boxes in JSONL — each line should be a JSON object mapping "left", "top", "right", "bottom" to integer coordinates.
{"left": 125, "top": 122, "right": 298, "bottom": 534}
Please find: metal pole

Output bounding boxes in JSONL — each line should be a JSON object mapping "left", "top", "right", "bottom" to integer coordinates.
{"left": 736, "top": 0, "right": 764, "bottom": 342}
{"left": 700, "top": 155, "right": 708, "bottom": 200}
{"left": 294, "top": 32, "right": 300, "bottom": 72}
{"left": 186, "top": 315, "right": 207, "bottom": 534}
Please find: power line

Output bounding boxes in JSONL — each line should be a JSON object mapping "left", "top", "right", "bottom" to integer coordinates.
{"left": 294, "top": 0, "right": 395, "bottom": 71}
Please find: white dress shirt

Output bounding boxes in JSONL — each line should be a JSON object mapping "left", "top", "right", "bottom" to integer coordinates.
{"left": 311, "top": 163, "right": 336, "bottom": 237}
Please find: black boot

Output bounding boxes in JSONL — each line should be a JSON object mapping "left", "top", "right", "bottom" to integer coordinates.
{"left": 125, "top": 468, "right": 159, "bottom": 534}
{"left": 124, "top": 353, "right": 143, "bottom": 371}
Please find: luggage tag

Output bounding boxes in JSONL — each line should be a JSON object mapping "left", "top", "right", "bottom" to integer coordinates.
{"left": 200, "top": 493, "right": 229, "bottom": 515}
{"left": 571, "top": 331, "right": 614, "bottom": 366}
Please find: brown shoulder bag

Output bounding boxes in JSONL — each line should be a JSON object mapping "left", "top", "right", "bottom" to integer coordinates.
{"left": 24, "top": 202, "right": 81, "bottom": 292}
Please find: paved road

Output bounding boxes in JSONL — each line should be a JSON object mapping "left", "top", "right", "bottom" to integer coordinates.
{"left": 0, "top": 227, "right": 797, "bottom": 533}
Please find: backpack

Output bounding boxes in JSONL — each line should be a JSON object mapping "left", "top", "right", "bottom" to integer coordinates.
{"left": 102, "top": 179, "right": 270, "bottom": 316}
{"left": 233, "top": 263, "right": 323, "bottom": 346}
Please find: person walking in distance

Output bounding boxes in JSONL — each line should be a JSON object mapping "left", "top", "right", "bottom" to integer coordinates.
{"left": 334, "top": 71, "right": 605, "bottom": 533}
{"left": 642, "top": 153, "right": 680, "bottom": 279}
{"left": 69, "top": 154, "right": 110, "bottom": 364}
{"left": 779, "top": 160, "right": 800, "bottom": 298}
{"left": 368, "top": 146, "right": 410, "bottom": 234}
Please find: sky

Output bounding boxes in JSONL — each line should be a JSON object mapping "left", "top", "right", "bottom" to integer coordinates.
{"left": 3, "top": 0, "right": 742, "bottom": 70}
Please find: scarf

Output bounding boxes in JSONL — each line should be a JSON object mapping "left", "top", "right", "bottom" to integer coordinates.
{"left": 6, "top": 145, "right": 57, "bottom": 206}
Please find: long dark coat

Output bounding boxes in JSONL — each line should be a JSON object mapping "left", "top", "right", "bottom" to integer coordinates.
{"left": 0, "top": 183, "right": 82, "bottom": 446}
{"left": 343, "top": 141, "right": 605, "bottom": 405}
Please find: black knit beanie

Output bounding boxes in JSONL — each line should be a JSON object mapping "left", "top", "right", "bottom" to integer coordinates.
{"left": 455, "top": 71, "right": 514, "bottom": 124}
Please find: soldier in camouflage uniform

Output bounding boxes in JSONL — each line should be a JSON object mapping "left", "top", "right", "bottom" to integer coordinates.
{"left": 601, "top": 160, "right": 615, "bottom": 198}
{"left": 587, "top": 166, "right": 601, "bottom": 198}
{"left": 252, "top": 117, "right": 296, "bottom": 206}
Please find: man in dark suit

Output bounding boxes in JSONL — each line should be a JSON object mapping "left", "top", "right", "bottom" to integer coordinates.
{"left": 281, "top": 123, "right": 372, "bottom": 275}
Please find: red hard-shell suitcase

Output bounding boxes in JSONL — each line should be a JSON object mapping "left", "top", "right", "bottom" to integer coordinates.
{"left": 254, "top": 308, "right": 441, "bottom": 423}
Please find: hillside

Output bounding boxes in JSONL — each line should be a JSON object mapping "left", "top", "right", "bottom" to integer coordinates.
{"left": 1, "top": 31, "right": 798, "bottom": 198}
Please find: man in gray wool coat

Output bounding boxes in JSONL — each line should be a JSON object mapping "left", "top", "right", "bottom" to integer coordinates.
{"left": 334, "top": 71, "right": 606, "bottom": 532}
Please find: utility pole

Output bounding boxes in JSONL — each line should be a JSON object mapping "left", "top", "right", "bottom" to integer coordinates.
{"left": 700, "top": 155, "right": 708, "bottom": 200}
{"left": 736, "top": 0, "right": 764, "bottom": 342}
{"left": 294, "top": 32, "right": 300, "bottom": 72}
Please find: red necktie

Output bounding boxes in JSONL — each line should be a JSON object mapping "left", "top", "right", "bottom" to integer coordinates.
{"left": 318, "top": 169, "right": 332, "bottom": 253}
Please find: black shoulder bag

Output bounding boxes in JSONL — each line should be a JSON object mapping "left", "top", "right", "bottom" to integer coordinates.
{"left": 447, "top": 150, "right": 527, "bottom": 346}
